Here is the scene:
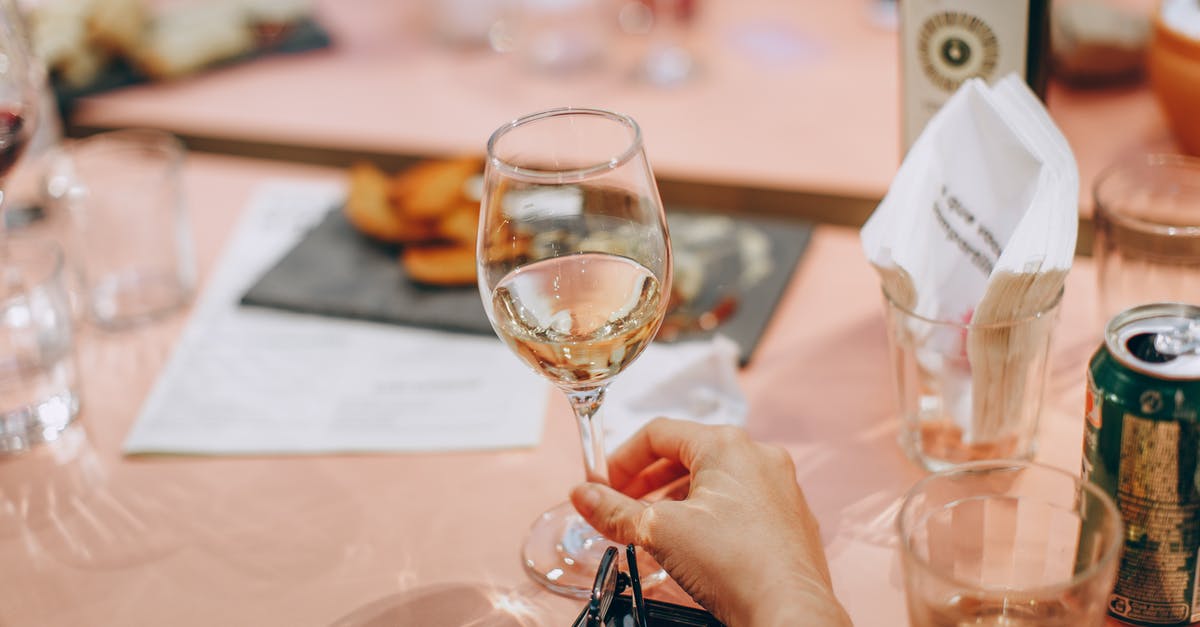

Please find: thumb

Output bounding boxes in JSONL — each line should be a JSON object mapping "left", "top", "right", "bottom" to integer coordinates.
{"left": 570, "top": 482, "right": 648, "bottom": 546}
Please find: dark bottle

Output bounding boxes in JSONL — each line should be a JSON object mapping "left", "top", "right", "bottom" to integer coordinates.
{"left": 899, "top": 0, "right": 1050, "bottom": 151}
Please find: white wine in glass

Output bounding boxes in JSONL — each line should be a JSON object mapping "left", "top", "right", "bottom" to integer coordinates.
{"left": 477, "top": 108, "right": 672, "bottom": 597}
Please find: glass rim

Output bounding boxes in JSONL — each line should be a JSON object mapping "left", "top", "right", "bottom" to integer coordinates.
{"left": 68, "top": 128, "right": 186, "bottom": 165}
{"left": 485, "top": 107, "right": 644, "bottom": 183}
{"left": 895, "top": 459, "right": 1125, "bottom": 595}
{"left": 1093, "top": 153, "right": 1200, "bottom": 235}
{"left": 881, "top": 285, "right": 1064, "bottom": 330}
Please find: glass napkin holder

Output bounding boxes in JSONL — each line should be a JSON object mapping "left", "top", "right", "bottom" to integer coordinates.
{"left": 571, "top": 544, "right": 724, "bottom": 627}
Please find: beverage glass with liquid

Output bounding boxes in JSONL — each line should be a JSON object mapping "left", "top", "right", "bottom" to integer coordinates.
{"left": 478, "top": 107, "right": 672, "bottom": 596}
{"left": 0, "top": 236, "right": 81, "bottom": 452}
{"left": 883, "top": 287, "right": 1062, "bottom": 471}
{"left": 897, "top": 461, "right": 1123, "bottom": 627}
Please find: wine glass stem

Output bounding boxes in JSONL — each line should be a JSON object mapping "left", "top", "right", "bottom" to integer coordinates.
{"left": 0, "top": 188, "right": 9, "bottom": 263}
{"left": 567, "top": 387, "right": 610, "bottom": 485}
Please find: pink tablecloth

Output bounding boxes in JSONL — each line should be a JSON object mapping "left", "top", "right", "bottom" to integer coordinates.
{"left": 0, "top": 152, "right": 1118, "bottom": 625}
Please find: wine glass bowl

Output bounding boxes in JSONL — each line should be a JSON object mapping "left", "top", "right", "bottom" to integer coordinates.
{"left": 0, "top": 0, "right": 39, "bottom": 186}
{"left": 0, "top": 0, "right": 42, "bottom": 244}
{"left": 478, "top": 108, "right": 671, "bottom": 596}
{"left": 489, "top": 251, "right": 665, "bottom": 390}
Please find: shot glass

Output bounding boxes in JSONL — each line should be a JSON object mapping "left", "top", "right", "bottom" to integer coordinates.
{"left": 47, "top": 129, "right": 195, "bottom": 330}
{"left": 883, "top": 289, "right": 1062, "bottom": 472}
{"left": 1094, "top": 154, "right": 1200, "bottom": 323}
{"left": 897, "top": 461, "right": 1123, "bottom": 627}
{"left": 0, "top": 237, "right": 81, "bottom": 452}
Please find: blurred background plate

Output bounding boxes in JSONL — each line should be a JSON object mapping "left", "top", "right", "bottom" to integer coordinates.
{"left": 51, "top": 18, "right": 331, "bottom": 119}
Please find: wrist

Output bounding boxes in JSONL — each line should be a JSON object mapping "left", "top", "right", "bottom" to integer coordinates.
{"left": 734, "top": 575, "right": 850, "bottom": 627}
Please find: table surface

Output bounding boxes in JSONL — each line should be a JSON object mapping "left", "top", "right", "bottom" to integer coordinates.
{"left": 1, "top": 152, "right": 1122, "bottom": 626}
{"left": 8, "top": 0, "right": 1171, "bottom": 623}
{"left": 67, "top": 0, "right": 1180, "bottom": 223}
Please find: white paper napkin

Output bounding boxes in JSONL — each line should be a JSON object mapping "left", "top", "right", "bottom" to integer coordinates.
{"left": 603, "top": 334, "right": 747, "bottom": 453}
{"left": 859, "top": 74, "right": 1079, "bottom": 442}
{"left": 861, "top": 74, "right": 1077, "bottom": 322}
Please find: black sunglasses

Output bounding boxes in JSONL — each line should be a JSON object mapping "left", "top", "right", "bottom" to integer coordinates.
{"left": 588, "top": 544, "right": 649, "bottom": 627}
{"left": 575, "top": 545, "right": 725, "bottom": 627}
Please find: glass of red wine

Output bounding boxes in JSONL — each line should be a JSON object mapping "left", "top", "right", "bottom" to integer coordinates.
{"left": 0, "top": 0, "right": 40, "bottom": 218}
{"left": 477, "top": 108, "right": 673, "bottom": 597}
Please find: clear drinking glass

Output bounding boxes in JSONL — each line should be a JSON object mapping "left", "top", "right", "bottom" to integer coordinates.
{"left": 511, "top": 0, "right": 610, "bottom": 73}
{"left": 631, "top": 0, "right": 700, "bottom": 86}
{"left": 897, "top": 461, "right": 1124, "bottom": 627}
{"left": 0, "top": 236, "right": 80, "bottom": 452}
{"left": 883, "top": 288, "right": 1062, "bottom": 472}
{"left": 477, "top": 108, "right": 672, "bottom": 596}
{"left": 46, "top": 129, "right": 195, "bottom": 329}
{"left": 1093, "top": 154, "right": 1200, "bottom": 323}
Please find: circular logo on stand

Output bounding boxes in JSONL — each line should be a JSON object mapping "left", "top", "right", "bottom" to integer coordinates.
{"left": 917, "top": 12, "right": 999, "bottom": 92}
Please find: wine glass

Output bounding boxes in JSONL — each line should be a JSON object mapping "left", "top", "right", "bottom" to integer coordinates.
{"left": 619, "top": 0, "right": 700, "bottom": 86}
{"left": 477, "top": 108, "right": 673, "bottom": 596}
{"left": 0, "top": 0, "right": 40, "bottom": 227}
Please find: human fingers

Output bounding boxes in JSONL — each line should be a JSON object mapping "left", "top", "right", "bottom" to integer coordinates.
{"left": 620, "top": 458, "right": 689, "bottom": 500}
{"left": 608, "top": 418, "right": 711, "bottom": 490}
{"left": 570, "top": 482, "right": 648, "bottom": 546}
{"left": 659, "top": 475, "right": 691, "bottom": 502}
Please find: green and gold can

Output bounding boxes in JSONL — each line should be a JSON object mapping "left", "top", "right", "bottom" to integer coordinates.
{"left": 1084, "top": 303, "right": 1200, "bottom": 626}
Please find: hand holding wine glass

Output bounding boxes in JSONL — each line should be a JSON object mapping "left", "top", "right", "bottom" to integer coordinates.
{"left": 477, "top": 107, "right": 672, "bottom": 596}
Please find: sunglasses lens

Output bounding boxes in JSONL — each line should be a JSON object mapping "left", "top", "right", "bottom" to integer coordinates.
{"left": 599, "top": 553, "right": 619, "bottom": 620}
{"left": 589, "top": 546, "right": 620, "bottom": 626}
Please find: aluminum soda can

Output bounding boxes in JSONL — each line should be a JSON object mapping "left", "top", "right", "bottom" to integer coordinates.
{"left": 1084, "top": 303, "right": 1200, "bottom": 626}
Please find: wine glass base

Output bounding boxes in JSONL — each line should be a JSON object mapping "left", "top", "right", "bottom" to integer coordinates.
{"left": 522, "top": 501, "right": 668, "bottom": 598}
{"left": 637, "top": 46, "right": 696, "bottom": 87}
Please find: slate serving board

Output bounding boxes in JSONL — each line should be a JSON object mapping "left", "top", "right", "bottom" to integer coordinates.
{"left": 240, "top": 208, "right": 812, "bottom": 365}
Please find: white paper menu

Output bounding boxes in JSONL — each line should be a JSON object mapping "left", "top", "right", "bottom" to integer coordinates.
{"left": 123, "top": 180, "right": 549, "bottom": 455}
